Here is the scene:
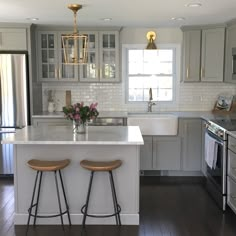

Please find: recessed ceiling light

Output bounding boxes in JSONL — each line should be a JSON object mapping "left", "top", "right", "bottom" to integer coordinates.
{"left": 185, "top": 2, "right": 202, "bottom": 7}
{"left": 26, "top": 17, "right": 39, "bottom": 21}
{"left": 101, "top": 18, "right": 112, "bottom": 22}
{"left": 171, "top": 17, "right": 186, "bottom": 21}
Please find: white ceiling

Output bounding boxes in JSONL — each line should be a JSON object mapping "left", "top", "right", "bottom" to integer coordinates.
{"left": 1, "top": 0, "right": 236, "bottom": 27}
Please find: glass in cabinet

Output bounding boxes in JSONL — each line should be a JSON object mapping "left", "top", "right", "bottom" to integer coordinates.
{"left": 99, "top": 31, "right": 119, "bottom": 82}
{"left": 79, "top": 32, "right": 99, "bottom": 82}
{"left": 37, "top": 31, "right": 78, "bottom": 82}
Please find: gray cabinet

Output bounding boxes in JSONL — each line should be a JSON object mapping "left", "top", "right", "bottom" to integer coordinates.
{"left": 79, "top": 31, "right": 119, "bottom": 82}
{"left": 140, "top": 118, "right": 202, "bottom": 173}
{"left": 37, "top": 31, "right": 78, "bottom": 82}
{"left": 182, "top": 27, "right": 225, "bottom": 82}
{"left": 140, "top": 136, "right": 153, "bottom": 170}
{"left": 0, "top": 28, "right": 27, "bottom": 50}
{"left": 182, "top": 30, "right": 201, "bottom": 82}
{"left": 37, "top": 29, "right": 119, "bottom": 83}
{"left": 225, "top": 23, "right": 236, "bottom": 83}
{"left": 227, "top": 135, "right": 236, "bottom": 213}
{"left": 32, "top": 118, "right": 71, "bottom": 127}
{"left": 99, "top": 31, "right": 119, "bottom": 82}
{"left": 140, "top": 135, "right": 181, "bottom": 171}
{"left": 179, "top": 118, "right": 202, "bottom": 171}
{"left": 201, "top": 28, "right": 225, "bottom": 82}
{"left": 153, "top": 136, "right": 181, "bottom": 170}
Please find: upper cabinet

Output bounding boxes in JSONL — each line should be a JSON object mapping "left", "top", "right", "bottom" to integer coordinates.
{"left": 79, "top": 31, "right": 119, "bottom": 82}
{"left": 182, "top": 30, "right": 201, "bottom": 82}
{"left": 225, "top": 22, "right": 236, "bottom": 83}
{"left": 37, "top": 29, "right": 120, "bottom": 83}
{"left": 182, "top": 26, "right": 225, "bottom": 82}
{"left": 37, "top": 31, "right": 78, "bottom": 82}
{"left": 0, "top": 28, "right": 27, "bottom": 50}
{"left": 99, "top": 31, "right": 119, "bottom": 82}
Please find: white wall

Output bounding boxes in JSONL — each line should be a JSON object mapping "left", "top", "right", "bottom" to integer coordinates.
{"left": 41, "top": 27, "right": 236, "bottom": 112}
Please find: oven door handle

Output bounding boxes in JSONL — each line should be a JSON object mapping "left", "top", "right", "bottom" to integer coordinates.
{"left": 205, "top": 130, "right": 224, "bottom": 145}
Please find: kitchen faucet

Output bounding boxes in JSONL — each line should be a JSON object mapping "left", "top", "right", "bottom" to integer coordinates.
{"left": 148, "top": 88, "right": 156, "bottom": 112}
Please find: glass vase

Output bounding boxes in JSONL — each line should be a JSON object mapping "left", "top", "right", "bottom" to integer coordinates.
{"left": 73, "top": 120, "right": 86, "bottom": 134}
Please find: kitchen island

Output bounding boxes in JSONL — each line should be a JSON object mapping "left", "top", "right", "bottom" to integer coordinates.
{"left": 1, "top": 125, "right": 143, "bottom": 225}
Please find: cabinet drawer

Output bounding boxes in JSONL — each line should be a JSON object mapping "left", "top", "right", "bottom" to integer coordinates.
{"left": 227, "top": 176, "right": 236, "bottom": 213}
{"left": 228, "top": 135, "right": 236, "bottom": 153}
{"left": 228, "top": 150, "right": 236, "bottom": 181}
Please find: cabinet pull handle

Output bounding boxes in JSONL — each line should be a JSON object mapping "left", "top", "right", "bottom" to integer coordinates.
{"left": 100, "top": 68, "right": 102, "bottom": 78}
{"left": 232, "top": 58, "right": 234, "bottom": 75}
{"left": 201, "top": 68, "right": 205, "bottom": 79}
{"left": 58, "top": 68, "right": 61, "bottom": 79}
{"left": 186, "top": 67, "right": 189, "bottom": 79}
{"left": 54, "top": 68, "right": 57, "bottom": 78}
{"left": 231, "top": 167, "right": 236, "bottom": 171}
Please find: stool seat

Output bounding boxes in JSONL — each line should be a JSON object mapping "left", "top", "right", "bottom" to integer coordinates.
{"left": 80, "top": 160, "right": 122, "bottom": 171}
{"left": 27, "top": 159, "right": 70, "bottom": 172}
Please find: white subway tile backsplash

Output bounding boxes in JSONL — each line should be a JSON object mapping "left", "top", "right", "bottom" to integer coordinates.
{"left": 42, "top": 82, "right": 236, "bottom": 112}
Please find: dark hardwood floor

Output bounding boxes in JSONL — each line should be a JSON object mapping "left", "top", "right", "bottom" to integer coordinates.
{"left": 1, "top": 177, "right": 236, "bottom": 236}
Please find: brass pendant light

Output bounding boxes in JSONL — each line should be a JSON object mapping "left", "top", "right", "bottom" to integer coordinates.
{"left": 146, "top": 31, "right": 157, "bottom": 49}
{"left": 62, "top": 4, "right": 88, "bottom": 64}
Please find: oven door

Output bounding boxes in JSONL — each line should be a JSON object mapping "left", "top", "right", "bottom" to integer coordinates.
{"left": 205, "top": 129, "right": 227, "bottom": 210}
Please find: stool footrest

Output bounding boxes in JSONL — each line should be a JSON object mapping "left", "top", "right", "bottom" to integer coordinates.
{"left": 81, "top": 204, "right": 121, "bottom": 218}
{"left": 28, "top": 204, "right": 70, "bottom": 219}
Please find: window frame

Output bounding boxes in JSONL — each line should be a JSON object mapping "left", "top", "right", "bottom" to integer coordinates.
{"left": 122, "top": 44, "right": 180, "bottom": 106}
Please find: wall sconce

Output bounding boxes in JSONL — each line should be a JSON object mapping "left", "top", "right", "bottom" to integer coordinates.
{"left": 146, "top": 31, "right": 157, "bottom": 49}
{"left": 61, "top": 4, "right": 88, "bottom": 64}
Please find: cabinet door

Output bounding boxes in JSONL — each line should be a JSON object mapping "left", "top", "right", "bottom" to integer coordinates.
{"left": 58, "top": 32, "right": 78, "bottom": 81}
{"left": 225, "top": 25, "right": 236, "bottom": 83}
{"left": 180, "top": 118, "right": 202, "bottom": 171}
{"left": 37, "top": 32, "right": 58, "bottom": 81}
{"left": 32, "top": 118, "right": 71, "bottom": 127}
{"left": 79, "top": 31, "right": 99, "bottom": 82}
{"left": 201, "top": 28, "right": 225, "bottom": 82}
{"left": 201, "top": 120, "right": 207, "bottom": 176}
{"left": 0, "top": 28, "right": 27, "bottom": 50}
{"left": 182, "top": 30, "right": 201, "bottom": 82}
{"left": 99, "top": 31, "right": 119, "bottom": 82}
{"left": 153, "top": 136, "right": 181, "bottom": 170}
{"left": 140, "top": 136, "right": 153, "bottom": 170}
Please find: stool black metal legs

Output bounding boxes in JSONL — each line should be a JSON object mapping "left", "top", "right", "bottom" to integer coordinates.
{"left": 26, "top": 170, "right": 42, "bottom": 232}
{"left": 109, "top": 171, "right": 121, "bottom": 225}
{"left": 81, "top": 170, "right": 121, "bottom": 227}
{"left": 58, "top": 170, "right": 72, "bottom": 226}
{"left": 82, "top": 171, "right": 94, "bottom": 226}
{"left": 26, "top": 170, "right": 71, "bottom": 233}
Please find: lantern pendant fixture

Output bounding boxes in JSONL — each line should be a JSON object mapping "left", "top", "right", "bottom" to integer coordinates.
{"left": 62, "top": 4, "right": 88, "bottom": 64}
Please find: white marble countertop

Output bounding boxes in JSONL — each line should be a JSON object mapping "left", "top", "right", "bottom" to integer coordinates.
{"left": 1, "top": 126, "right": 144, "bottom": 145}
{"left": 32, "top": 111, "right": 128, "bottom": 118}
{"left": 32, "top": 110, "right": 236, "bottom": 120}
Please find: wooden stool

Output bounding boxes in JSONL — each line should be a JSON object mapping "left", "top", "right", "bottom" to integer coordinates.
{"left": 80, "top": 160, "right": 122, "bottom": 227}
{"left": 26, "top": 159, "right": 71, "bottom": 232}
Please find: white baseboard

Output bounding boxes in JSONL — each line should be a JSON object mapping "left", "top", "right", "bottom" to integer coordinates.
{"left": 14, "top": 213, "right": 139, "bottom": 225}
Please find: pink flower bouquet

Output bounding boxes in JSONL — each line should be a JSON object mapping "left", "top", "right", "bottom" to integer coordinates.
{"left": 63, "top": 102, "right": 99, "bottom": 124}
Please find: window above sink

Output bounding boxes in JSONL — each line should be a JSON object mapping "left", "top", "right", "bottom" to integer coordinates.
{"left": 123, "top": 44, "right": 180, "bottom": 104}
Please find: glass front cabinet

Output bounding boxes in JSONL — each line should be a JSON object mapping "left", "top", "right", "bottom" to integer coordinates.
{"left": 37, "top": 30, "right": 119, "bottom": 82}
{"left": 79, "top": 31, "right": 119, "bottom": 82}
{"left": 37, "top": 31, "right": 78, "bottom": 82}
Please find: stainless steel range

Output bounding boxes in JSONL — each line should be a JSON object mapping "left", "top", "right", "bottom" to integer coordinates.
{"left": 205, "top": 119, "right": 232, "bottom": 211}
